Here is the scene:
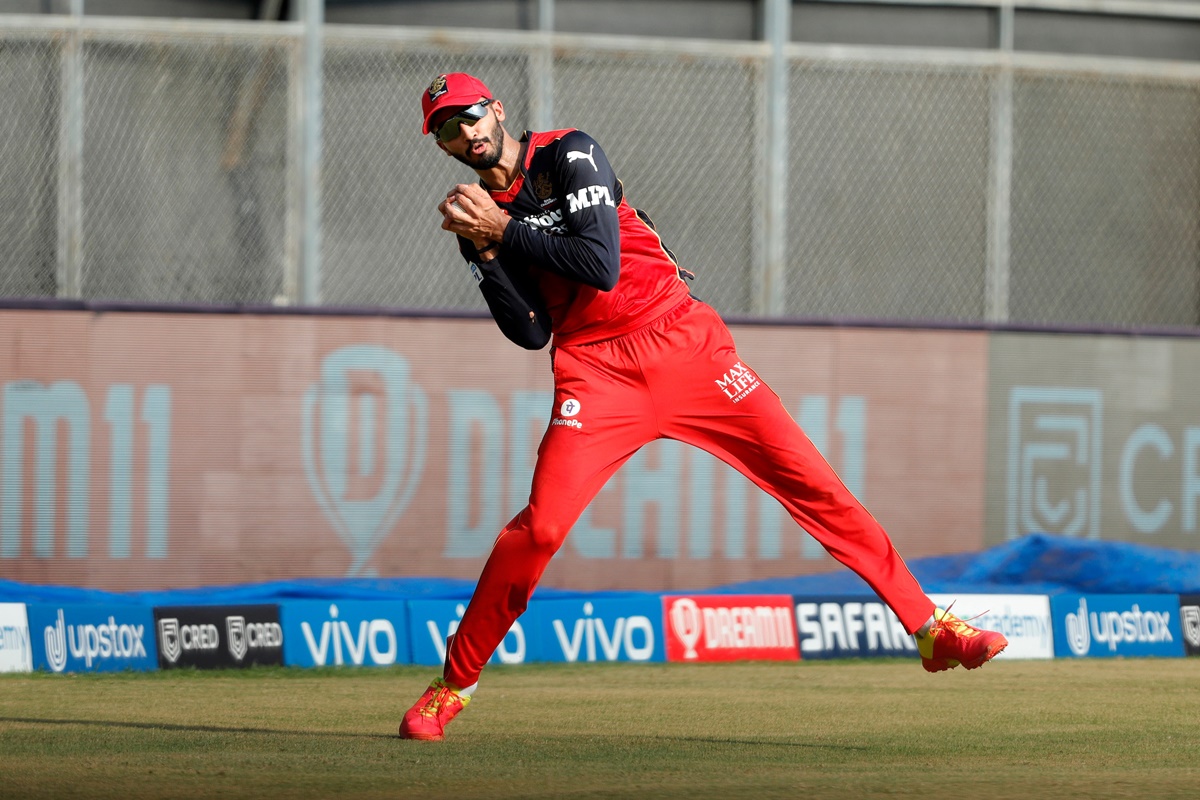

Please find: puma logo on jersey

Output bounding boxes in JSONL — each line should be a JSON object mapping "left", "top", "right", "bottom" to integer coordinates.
{"left": 566, "top": 145, "right": 597, "bottom": 172}
{"left": 567, "top": 185, "right": 615, "bottom": 214}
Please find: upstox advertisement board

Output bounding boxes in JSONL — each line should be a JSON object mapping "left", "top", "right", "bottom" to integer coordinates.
{"left": 407, "top": 599, "right": 534, "bottom": 667}
{"left": 530, "top": 595, "right": 663, "bottom": 664}
{"left": 928, "top": 594, "right": 1054, "bottom": 661}
{"left": 793, "top": 596, "right": 918, "bottom": 660}
{"left": 0, "top": 602, "right": 32, "bottom": 673}
{"left": 1180, "top": 594, "right": 1200, "bottom": 657}
{"left": 27, "top": 603, "right": 156, "bottom": 673}
{"left": 1051, "top": 594, "right": 1184, "bottom": 658}
{"left": 280, "top": 600, "right": 410, "bottom": 667}
{"left": 154, "top": 605, "right": 283, "bottom": 669}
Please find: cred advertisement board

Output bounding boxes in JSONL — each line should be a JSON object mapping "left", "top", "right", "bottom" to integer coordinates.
{"left": 794, "top": 596, "right": 917, "bottom": 660}
{"left": 663, "top": 595, "right": 798, "bottom": 662}
{"left": 154, "top": 605, "right": 284, "bottom": 669}
{"left": 280, "top": 601, "right": 410, "bottom": 667}
{"left": 27, "top": 603, "right": 156, "bottom": 673}
{"left": 1180, "top": 594, "right": 1200, "bottom": 657}
{"left": 1051, "top": 594, "right": 1184, "bottom": 659}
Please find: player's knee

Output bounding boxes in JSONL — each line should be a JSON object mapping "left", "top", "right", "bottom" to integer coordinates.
{"left": 527, "top": 519, "right": 570, "bottom": 554}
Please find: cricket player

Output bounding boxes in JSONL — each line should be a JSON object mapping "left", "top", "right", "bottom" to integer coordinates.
{"left": 401, "top": 73, "right": 1007, "bottom": 741}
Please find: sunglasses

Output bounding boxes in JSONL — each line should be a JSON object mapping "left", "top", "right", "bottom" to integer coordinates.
{"left": 434, "top": 99, "right": 494, "bottom": 142}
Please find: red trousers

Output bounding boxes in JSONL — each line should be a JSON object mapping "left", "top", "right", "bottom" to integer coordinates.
{"left": 444, "top": 298, "right": 934, "bottom": 688}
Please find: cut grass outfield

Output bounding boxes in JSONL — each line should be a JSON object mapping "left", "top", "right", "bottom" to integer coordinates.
{"left": 2, "top": 660, "right": 1198, "bottom": 799}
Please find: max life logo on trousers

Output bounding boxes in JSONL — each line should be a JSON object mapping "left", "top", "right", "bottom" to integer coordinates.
{"left": 714, "top": 362, "right": 761, "bottom": 404}
{"left": 663, "top": 595, "right": 798, "bottom": 662}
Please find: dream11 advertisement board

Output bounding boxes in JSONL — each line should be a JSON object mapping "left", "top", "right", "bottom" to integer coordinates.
{"left": 928, "top": 594, "right": 1054, "bottom": 661}
{"left": 662, "top": 595, "right": 798, "bottom": 662}
{"left": 280, "top": 600, "right": 410, "bottom": 668}
{"left": 154, "top": 605, "right": 284, "bottom": 669}
{"left": 27, "top": 603, "right": 157, "bottom": 673}
{"left": 528, "top": 594, "right": 664, "bottom": 664}
{"left": 0, "top": 602, "right": 32, "bottom": 673}
{"left": 793, "top": 596, "right": 917, "bottom": 660}
{"left": 1050, "top": 594, "right": 1184, "bottom": 659}
{"left": 0, "top": 311, "right": 988, "bottom": 594}
{"left": 407, "top": 599, "right": 532, "bottom": 667}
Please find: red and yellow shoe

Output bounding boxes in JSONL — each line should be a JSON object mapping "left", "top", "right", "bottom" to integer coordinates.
{"left": 399, "top": 678, "right": 470, "bottom": 741}
{"left": 918, "top": 606, "right": 1008, "bottom": 673}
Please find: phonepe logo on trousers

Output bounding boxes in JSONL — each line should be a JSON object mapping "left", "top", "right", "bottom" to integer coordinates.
{"left": 303, "top": 345, "right": 428, "bottom": 577}
{"left": 35, "top": 605, "right": 153, "bottom": 673}
{"left": 663, "top": 595, "right": 798, "bottom": 662}
{"left": 280, "top": 600, "right": 409, "bottom": 667}
{"left": 534, "top": 596, "right": 663, "bottom": 663}
{"left": 795, "top": 598, "right": 916, "bottom": 659}
{"left": 1007, "top": 387, "right": 1102, "bottom": 540}
{"left": 1054, "top": 594, "right": 1183, "bottom": 658}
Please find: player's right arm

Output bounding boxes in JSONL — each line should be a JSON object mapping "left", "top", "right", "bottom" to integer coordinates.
{"left": 458, "top": 236, "right": 551, "bottom": 350}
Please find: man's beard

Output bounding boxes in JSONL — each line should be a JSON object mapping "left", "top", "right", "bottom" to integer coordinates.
{"left": 453, "top": 124, "right": 505, "bottom": 170}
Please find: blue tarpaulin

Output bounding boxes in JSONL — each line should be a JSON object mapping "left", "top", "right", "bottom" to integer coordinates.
{"left": 2, "top": 534, "right": 1198, "bottom": 605}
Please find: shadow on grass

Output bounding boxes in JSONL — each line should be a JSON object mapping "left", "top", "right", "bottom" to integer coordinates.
{"left": 646, "top": 735, "right": 868, "bottom": 751}
{"left": 0, "top": 716, "right": 395, "bottom": 740}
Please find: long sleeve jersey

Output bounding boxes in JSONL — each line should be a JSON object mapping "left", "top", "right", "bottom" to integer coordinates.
{"left": 458, "top": 129, "right": 692, "bottom": 350}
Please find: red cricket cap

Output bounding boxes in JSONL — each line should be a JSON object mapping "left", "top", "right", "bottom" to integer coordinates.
{"left": 421, "top": 73, "right": 492, "bottom": 135}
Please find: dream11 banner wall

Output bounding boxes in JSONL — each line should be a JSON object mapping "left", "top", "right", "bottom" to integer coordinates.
{"left": 0, "top": 309, "right": 987, "bottom": 591}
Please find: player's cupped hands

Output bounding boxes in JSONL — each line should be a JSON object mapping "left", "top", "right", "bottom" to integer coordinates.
{"left": 439, "top": 183, "right": 509, "bottom": 250}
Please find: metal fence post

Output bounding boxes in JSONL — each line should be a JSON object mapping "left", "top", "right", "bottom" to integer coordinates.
{"left": 531, "top": 0, "right": 555, "bottom": 130}
{"left": 760, "top": 0, "right": 790, "bottom": 317}
{"left": 56, "top": 0, "right": 84, "bottom": 299}
{"left": 986, "top": 1, "right": 1015, "bottom": 323}
{"left": 299, "top": 0, "right": 324, "bottom": 306}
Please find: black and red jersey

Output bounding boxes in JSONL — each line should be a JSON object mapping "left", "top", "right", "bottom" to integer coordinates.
{"left": 459, "top": 129, "right": 692, "bottom": 349}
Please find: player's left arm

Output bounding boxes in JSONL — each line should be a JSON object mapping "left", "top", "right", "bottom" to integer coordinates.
{"left": 498, "top": 130, "right": 621, "bottom": 291}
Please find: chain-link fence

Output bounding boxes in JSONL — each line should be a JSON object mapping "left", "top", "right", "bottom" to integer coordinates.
{"left": 1, "top": 16, "right": 1199, "bottom": 328}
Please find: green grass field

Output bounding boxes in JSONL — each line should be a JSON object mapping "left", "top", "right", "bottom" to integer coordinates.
{"left": 2, "top": 659, "right": 1198, "bottom": 799}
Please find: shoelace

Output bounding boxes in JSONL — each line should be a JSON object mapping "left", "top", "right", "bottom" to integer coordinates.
{"left": 930, "top": 600, "right": 989, "bottom": 637}
{"left": 418, "top": 684, "right": 456, "bottom": 717}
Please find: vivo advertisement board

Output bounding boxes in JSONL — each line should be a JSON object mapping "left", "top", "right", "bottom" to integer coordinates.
{"left": 928, "top": 594, "right": 1054, "bottom": 661}
{"left": 0, "top": 602, "right": 32, "bottom": 673}
{"left": 1180, "top": 594, "right": 1200, "bottom": 657}
{"left": 794, "top": 596, "right": 918, "bottom": 660}
{"left": 1051, "top": 594, "right": 1184, "bottom": 659}
{"left": 407, "top": 599, "right": 533, "bottom": 667}
{"left": 280, "top": 601, "right": 410, "bottom": 668}
{"left": 27, "top": 603, "right": 156, "bottom": 673}
{"left": 529, "top": 595, "right": 663, "bottom": 664}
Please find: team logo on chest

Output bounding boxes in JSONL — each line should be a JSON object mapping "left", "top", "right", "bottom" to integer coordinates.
{"left": 715, "top": 362, "right": 761, "bottom": 404}
{"left": 533, "top": 172, "right": 554, "bottom": 204}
